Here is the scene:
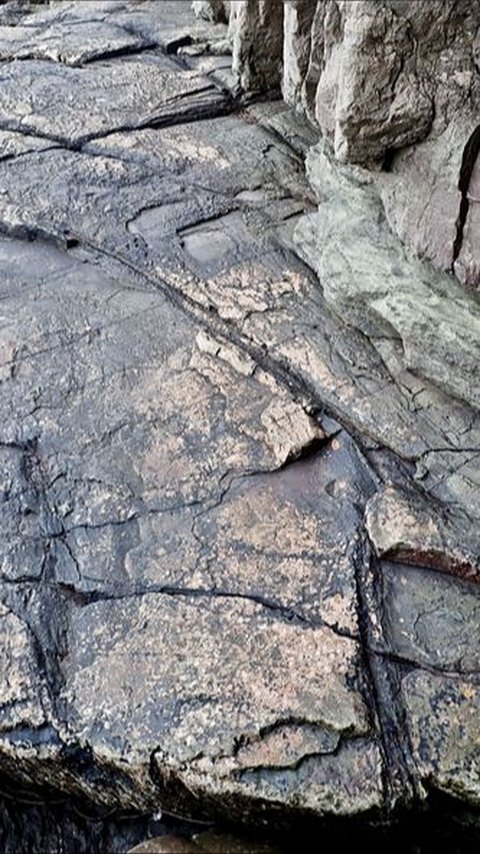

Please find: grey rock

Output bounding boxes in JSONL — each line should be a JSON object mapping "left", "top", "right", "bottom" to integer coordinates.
{"left": 403, "top": 670, "right": 480, "bottom": 806}
{"left": 231, "top": 0, "right": 284, "bottom": 94}
{"left": 312, "top": 1, "right": 432, "bottom": 164}
{"left": 192, "top": 1, "right": 228, "bottom": 25}
{"left": 300, "top": 1, "right": 328, "bottom": 124}
{"left": 63, "top": 594, "right": 378, "bottom": 816}
{"left": 0, "top": 19, "right": 150, "bottom": 65}
{"left": 0, "top": 0, "right": 479, "bottom": 840}
{"left": 0, "top": 55, "right": 228, "bottom": 145}
{"left": 456, "top": 135, "right": 480, "bottom": 290}
{"left": 228, "top": 0, "right": 480, "bottom": 292}
{"left": 377, "top": 119, "right": 475, "bottom": 275}
{"left": 366, "top": 484, "right": 480, "bottom": 583}
{"left": 295, "top": 141, "right": 480, "bottom": 413}
{"left": 382, "top": 564, "right": 480, "bottom": 673}
{"left": 282, "top": 1, "right": 316, "bottom": 110}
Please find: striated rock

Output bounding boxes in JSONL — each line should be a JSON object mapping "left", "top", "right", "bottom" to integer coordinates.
{"left": 282, "top": 0, "right": 316, "bottom": 110}
{"left": 0, "top": 18, "right": 150, "bottom": 65}
{"left": 456, "top": 135, "right": 480, "bottom": 289}
{"left": 377, "top": 119, "right": 474, "bottom": 275}
{"left": 228, "top": 0, "right": 480, "bottom": 289}
{"left": 0, "top": 55, "right": 229, "bottom": 145}
{"left": 230, "top": 0, "right": 478, "bottom": 165}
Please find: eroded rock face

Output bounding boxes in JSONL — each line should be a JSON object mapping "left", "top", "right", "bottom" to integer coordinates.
{"left": 295, "top": 141, "right": 480, "bottom": 413}
{"left": 282, "top": 1, "right": 317, "bottom": 109}
{"left": 0, "top": 0, "right": 479, "bottom": 849}
{"left": 231, "top": 0, "right": 284, "bottom": 93}
{"left": 229, "top": 0, "right": 480, "bottom": 287}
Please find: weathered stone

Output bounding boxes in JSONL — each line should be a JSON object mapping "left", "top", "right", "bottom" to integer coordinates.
{"left": 282, "top": 1, "right": 316, "bottom": 110}
{"left": 456, "top": 138, "right": 480, "bottom": 290}
{"left": 231, "top": 0, "right": 284, "bottom": 94}
{"left": 402, "top": 671, "right": 480, "bottom": 806}
{"left": 0, "top": 603, "right": 47, "bottom": 733}
{"left": 227, "top": 0, "right": 480, "bottom": 293}
{"left": 130, "top": 831, "right": 281, "bottom": 853}
{"left": 192, "top": 1, "right": 227, "bottom": 25}
{"left": 366, "top": 485, "right": 480, "bottom": 582}
{"left": 0, "top": 224, "right": 377, "bottom": 819}
{"left": 61, "top": 594, "right": 378, "bottom": 816}
{"left": 381, "top": 564, "right": 480, "bottom": 673}
{"left": 130, "top": 837, "right": 198, "bottom": 854}
{"left": 0, "top": 55, "right": 228, "bottom": 145}
{"left": 295, "top": 141, "right": 480, "bottom": 413}
{"left": 320, "top": 0, "right": 435, "bottom": 165}
{"left": 0, "top": 19, "right": 150, "bottom": 65}
{"left": 0, "top": 0, "right": 479, "bottom": 845}
{"left": 377, "top": 119, "right": 475, "bottom": 276}
{"left": 300, "top": 1, "right": 327, "bottom": 124}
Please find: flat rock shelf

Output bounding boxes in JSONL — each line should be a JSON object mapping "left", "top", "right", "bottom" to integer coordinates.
{"left": 0, "top": 2, "right": 478, "bottom": 853}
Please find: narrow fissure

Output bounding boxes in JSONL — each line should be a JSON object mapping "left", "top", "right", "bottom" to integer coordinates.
{"left": 452, "top": 124, "right": 480, "bottom": 266}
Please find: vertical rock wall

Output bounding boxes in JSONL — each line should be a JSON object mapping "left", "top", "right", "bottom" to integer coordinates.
{"left": 193, "top": 0, "right": 480, "bottom": 290}
{"left": 230, "top": 0, "right": 284, "bottom": 93}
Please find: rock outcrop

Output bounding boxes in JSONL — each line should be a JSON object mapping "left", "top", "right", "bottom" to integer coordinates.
{"left": 227, "top": 0, "right": 480, "bottom": 290}
{"left": 0, "top": 1, "right": 479, "bottom": 852}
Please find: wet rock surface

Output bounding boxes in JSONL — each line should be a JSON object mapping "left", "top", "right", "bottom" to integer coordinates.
{"left": 0, "top": 0, "right": 478, "bottom": 851}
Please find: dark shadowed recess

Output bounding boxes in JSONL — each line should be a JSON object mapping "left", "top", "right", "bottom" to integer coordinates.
{"left": 0, "top": 775, "right": 478, "bottom": 854}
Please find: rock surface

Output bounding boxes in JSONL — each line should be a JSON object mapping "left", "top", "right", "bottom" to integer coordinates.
{"left": 0, "top": 1, "right": 478, "bottom": 851}
{"left": 229, "top": 0, "right": 480, "bottom": 288}
{"left": 231, "top": 0, "right": 284, "bottom": 94}
{"left": 192, "top": 1, "right": 228, "bottom": 25}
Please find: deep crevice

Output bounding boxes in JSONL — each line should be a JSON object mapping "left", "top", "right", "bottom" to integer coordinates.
{"left": 452, "top": 124, "right": 480, "bottom": 266}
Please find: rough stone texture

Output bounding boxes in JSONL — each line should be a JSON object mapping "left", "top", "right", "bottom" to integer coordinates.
{"left": 0, "top": 18, "right": 150, "bottom": 64}
{"left": 295, "top": 142, "right": 480, "bottom": 414}
{"left": 403, "top": 671, "right": 480, "bottom": 806}
{"left": 230, "top": 0, "right": 478, "bottom": 164}
{"left": 231, "top": 0, "right": 284, "bottom": 94}
{"left": 130, "top": 831, "right": 281, "bottom": 853}
{"left": 229, "top": 0, "right": 480, "bottom": 288}
{"left": 456, "top": 137, "right": 480, "bottom": 288}
{"left": 192, "top": 1, "right": 228, "bottom": 25}
{"left": 366, "top": 485, "right": 480, "bottom": 583}
{"left": 0, "top": 55, "right": 230, "bottom": 145}
{"left": 0, "top": 0, "right": 479, "bottom": 850}
{"left": 377, "top": 118, "right": 474, "bottom": 275}
{"left": 282, "top": 1, "right": 316, "bottom": 109}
